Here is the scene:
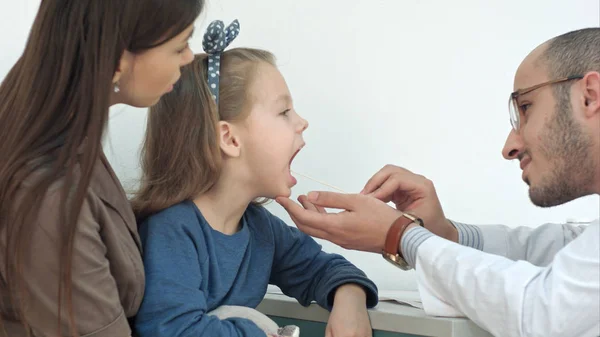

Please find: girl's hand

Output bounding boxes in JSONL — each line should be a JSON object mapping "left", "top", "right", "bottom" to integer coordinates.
{"left": 325, "top": 284, "right": 372, "bottom": 337}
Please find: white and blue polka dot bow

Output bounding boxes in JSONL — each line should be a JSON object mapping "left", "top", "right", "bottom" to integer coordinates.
{"left": 202, "top": 19, "right": 241, "bottom": 104}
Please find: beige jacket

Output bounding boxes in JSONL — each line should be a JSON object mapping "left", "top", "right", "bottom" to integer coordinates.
{"left": 1, "top": 151, "right": 144, "bottom": 337}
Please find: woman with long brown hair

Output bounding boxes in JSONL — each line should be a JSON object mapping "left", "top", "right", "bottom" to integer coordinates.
{"left": 0, "top": 1, "right": 204, "bottom": 336}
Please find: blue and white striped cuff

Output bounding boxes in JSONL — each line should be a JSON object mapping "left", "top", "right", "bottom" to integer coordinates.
{"left": 400, "top": 226, "right": 434, "bottom": 269}
{"left": 451, "top": 220, "right": 484, "bottom": 250}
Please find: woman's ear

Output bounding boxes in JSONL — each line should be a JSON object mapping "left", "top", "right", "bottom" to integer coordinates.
{"left": 113, "top": 50, "right": 133, "bottom": 85}
{"left": 218, "top": 121, "right": 241, "bottom": 158}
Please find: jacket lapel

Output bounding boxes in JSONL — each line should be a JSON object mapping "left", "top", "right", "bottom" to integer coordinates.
{"left": 90, "top": 150, "right": 142, "bottom": 251}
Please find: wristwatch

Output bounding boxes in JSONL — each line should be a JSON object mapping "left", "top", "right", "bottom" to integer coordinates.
{"left": 382, "top": 213, "right": 424, "bottom": 270}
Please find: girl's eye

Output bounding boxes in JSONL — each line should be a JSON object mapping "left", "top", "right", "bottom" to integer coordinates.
{"left": 280, "top": 109, "right": 290, "bottom": 116}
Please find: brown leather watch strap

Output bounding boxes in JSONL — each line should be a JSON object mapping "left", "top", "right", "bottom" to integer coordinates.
{"left": 384, "top": 215, "right": 414, "bottom": 256}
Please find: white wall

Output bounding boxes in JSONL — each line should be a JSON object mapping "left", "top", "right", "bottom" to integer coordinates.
{"left": 2, "top": 0, "right": 599, "bottom": 291}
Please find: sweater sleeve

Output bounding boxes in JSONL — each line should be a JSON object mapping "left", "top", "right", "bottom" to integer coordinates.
{"left": 266, "top": 211, "right": 378, "bottom": 310}
{"left": 134, "top": 218, "right": 266, "bottom": 337}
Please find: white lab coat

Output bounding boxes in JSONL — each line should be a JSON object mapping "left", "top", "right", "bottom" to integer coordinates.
{"left": 412, "top": 220, "right": 600, "bottom": 337}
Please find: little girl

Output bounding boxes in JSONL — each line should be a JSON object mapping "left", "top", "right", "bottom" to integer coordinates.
{"left": 132, "top": 20, "right": 378, "bottom": 337}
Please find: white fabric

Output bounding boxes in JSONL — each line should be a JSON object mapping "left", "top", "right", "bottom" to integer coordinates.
{"left": 414, "top": 221, "right": 600, "bottom": 337}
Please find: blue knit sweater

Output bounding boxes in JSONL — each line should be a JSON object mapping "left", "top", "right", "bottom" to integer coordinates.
{"left": 135, "top": 201, "right": 378, "bottom": 337}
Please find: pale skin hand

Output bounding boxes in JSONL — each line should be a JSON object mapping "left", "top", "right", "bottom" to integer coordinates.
{"left": 326, "top": 284, "right": 372, "bottom": 337}
{"left": 276, "top": 191, "right": 402, "bottom": 253}
{"left": 276, "top": 164, "right": 458, "bottom": 253}
{"left": 361, "top": 164, "right": 458, "bottom": 243}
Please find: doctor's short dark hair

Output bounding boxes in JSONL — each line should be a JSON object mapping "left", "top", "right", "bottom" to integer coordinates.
{"left": 542, "top": 27, "right": 600, "bottom": 106}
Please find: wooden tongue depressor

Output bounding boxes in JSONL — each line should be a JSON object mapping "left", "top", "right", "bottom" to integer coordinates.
{"left": 290, "top": 170, "right": 347, "bottom": 193}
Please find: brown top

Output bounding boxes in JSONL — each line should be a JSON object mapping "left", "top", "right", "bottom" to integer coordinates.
{"left": 0, "top": 151, "right": 144, "bottom": 337}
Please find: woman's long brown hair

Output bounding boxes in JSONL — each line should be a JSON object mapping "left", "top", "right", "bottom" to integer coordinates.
{"left": 0, "top": 1, "right": 203, "bottom": 336}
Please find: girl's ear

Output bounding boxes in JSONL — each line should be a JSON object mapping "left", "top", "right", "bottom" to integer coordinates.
{"left": 218, "top": 121, "right": 241, "bottom": 158}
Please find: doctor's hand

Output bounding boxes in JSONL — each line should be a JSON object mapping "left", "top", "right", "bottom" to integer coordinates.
{"left": 276, "top": 192, "right": 402, "bottom": 253}
{"left": 361, "top": 164, "right": 458, "bottom": 243}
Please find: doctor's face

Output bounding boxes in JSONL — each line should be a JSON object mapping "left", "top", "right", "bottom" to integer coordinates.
{"left": 502, "top": 45, "right": 595, "bottom": 207}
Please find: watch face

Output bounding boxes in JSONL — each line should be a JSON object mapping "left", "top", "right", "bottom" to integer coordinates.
{"left": 382, "top": 252, "right": 411, "bottom": 271}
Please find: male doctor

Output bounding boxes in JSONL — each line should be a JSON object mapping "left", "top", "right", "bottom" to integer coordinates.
{"left": 277, "top": 28, "right": 600, "bottom": 337}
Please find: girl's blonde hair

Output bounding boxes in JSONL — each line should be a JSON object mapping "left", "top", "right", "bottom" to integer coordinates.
{"left": 132, "top": 48, "right": 275, "bottom": 220}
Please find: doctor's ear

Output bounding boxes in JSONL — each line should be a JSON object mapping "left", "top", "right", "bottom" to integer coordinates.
{"left": 581, "top": 71, "right": 600, "bottom": 117}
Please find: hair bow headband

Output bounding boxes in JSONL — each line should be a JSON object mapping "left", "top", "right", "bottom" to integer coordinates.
{"left": 202, "top": 19, "right": 241, "bottom": 104}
